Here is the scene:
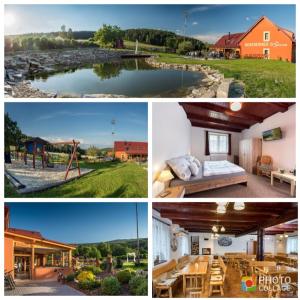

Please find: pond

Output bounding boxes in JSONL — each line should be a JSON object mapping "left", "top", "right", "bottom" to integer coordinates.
{"left": 28, "top": 59, "right": 205, "bottom": 97}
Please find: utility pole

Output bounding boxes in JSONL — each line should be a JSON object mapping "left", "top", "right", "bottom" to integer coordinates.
{"left": 183, "top": 11, "right": 189, "bottom": 41}
{"left": 136, "top": 203, "right": 140, "bottom": 264}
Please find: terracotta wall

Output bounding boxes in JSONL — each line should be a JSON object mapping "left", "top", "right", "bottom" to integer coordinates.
{"left": 4, "top": 236, "right": 14, "bottom": 274}
{"left": 115, "top": 151, "right": 128, "bottom": 161}
{"left": 239, "top": 18, "right": 293, "bottom": 61}
{"left": 34, "top": 267, "right": 72, "bottom": 280}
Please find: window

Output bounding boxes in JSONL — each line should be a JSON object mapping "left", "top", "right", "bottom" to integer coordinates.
{"left": 208, "top": 132, "right": 229, "bottom": 154}
{"left": 179, "top": 234, "right": 189, "bottom": 256}
{"left": 263, "top": 48, "right": 270, "bottom": 59}
{"left": 287, "top": 236, "right": 298, "bottom": 254}
{"left": 152, "top": 217, "right": 171, "bottom": 264}
{"left": 263, "top": 31, "right": 270, "bottom": 41}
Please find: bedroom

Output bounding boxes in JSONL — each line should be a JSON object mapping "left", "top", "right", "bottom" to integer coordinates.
{"left": 152, "top": 101, "right": 296, "bottom": 198}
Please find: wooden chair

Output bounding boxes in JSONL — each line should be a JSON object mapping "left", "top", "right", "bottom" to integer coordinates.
{"left": 189, "top": 291, "right": 202, "bottom": 298}
{"left": 209, "top": 265, "right": 227, "bottom": 296}
{"left": 257, "top": 155, "right": 273, "bottom": 177}
{"left": 186, "top": 275, "right": 202, "bottom": 296}
{"left": 4, "top": 270, "right": 16, "bottom": 290}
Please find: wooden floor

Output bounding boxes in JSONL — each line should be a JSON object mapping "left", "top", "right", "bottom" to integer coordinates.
{"left": 170, "top": 266, "right": 294, "bottom": 298}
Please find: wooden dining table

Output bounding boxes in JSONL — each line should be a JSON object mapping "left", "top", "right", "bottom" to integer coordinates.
{"left": 180, "top": 260, "right": 208, "bottom": 296}
{"left": 255, "top": 265, "right": 298, "bottom": 275}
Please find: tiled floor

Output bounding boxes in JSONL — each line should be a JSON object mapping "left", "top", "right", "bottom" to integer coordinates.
{"left": 5, "top": 279, "right": 84, "bottom": 296}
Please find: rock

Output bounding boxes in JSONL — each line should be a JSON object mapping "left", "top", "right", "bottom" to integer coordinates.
{"left": 216, "top": 78, "right": 234, "bottom": 98}
{"left": 4, "top": 84, "right": 12, "bottom": 92}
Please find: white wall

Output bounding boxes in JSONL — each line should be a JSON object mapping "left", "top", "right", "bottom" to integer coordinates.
{"left": 242, "top": 104, "right": 296, "bottom": 171}
{"left": 191, "top": 127, "right": 241, "bottom": 162}
{"left": 188, "top": 232, "right": 276, "bottom": 255}
{"left": 152, "top": 102, "right": 191, "bottom": 195}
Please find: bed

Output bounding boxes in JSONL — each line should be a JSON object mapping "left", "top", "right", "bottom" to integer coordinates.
{"left": 169, "top": 160, "right": 247, "bottom": 195}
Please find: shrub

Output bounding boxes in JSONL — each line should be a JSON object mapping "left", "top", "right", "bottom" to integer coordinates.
{"left": 77, "top": 271, "right": 95, "bottom": 283}
{"left": 65, "top": 273, "right": 76, "bottom": 282}
{"left": 101, "top": 276, "right": 121, "bottom": 295}
{"left": 135, "top": 279, "right": 148, "bottom": 295}
{"left": 116, "top": 257, "right": 123, "bottom": 268}
{"left": 176, "top": 41, "right": 194, "bottom": 55}
{"left": 116, "top": 270, "right": 132, "bottom": 284}
{"left": 78, "top": 280, "right": 101, "bottom": 290}
{"left": 129, "top": 275, "right": 148, "bottom": 295}
{"left": 82, "top": 266, "right": 102, "bottom": 275}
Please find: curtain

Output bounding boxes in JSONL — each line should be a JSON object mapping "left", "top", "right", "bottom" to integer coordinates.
{"left": 205, "top": 131, "right": 210, "bottom": 155}
{"left": 152, "top": 217, "right": 171, "bottom": 264}
{"left": 180, "top": 234, "right": 189, "bottom": 256}
{"left": 287, "top": 236, "right": 298, "bottom": 254}
{"left": 228, "top": 133, "right": 232, "bottom": 155}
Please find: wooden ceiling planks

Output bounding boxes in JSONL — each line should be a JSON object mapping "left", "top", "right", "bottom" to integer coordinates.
{"left": 179, "top": 102, "right": 294, "bottom": 132}
{"left": 153, "top": 202, "right": 298, "bottom": 237}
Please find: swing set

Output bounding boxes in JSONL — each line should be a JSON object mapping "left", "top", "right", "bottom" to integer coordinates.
{"left": 23, "top": 138, "right": 81, "bottom": 180}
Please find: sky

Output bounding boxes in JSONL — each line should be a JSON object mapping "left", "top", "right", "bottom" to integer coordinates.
{"left": 6, "top": 202, "right": 148, "bottom": 244}
{"left": 5, "top": 102, "right": 148, "bottom": 149}
{"left": 4, "top": 4, "right": 296, "bottom": 43}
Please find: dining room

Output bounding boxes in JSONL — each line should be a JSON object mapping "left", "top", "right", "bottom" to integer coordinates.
{"left": 152, "top": 202, "right": 298, "bottom": 298}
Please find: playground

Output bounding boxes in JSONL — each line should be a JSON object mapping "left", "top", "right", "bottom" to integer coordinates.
{"left": 5, "top": 137, "right": 94, "bottom": 194}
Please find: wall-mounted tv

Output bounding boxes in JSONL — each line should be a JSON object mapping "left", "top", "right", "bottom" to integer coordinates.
{"left": 262, "top": 127, "right": 282, "bottom": 141}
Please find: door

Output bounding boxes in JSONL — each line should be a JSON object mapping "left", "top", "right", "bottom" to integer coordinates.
{"left": 263, "top": 48, "right": 270, "bottom": 59}
{"left": 14, "top": 255, "right": 30, "bottom": 279}
{"left": 247, "top": 241, "right": 257, "bottom": 255}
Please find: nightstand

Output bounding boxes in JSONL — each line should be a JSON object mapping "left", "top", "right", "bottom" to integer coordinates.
{"left": 158, "top": 186, "right": 185, "bottom": 198}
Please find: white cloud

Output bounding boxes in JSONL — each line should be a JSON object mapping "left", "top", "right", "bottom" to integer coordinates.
{"left": 193, "top": 33, "right": 224, "bottom": 44}
{"left": 36, "top": 111, "right": 105, "bottom": 121}
{"left": 192, "top": 21, "right": 198, "bottom": 26}
{"left": 245, "top": 16, "right": 250, "bottom": 21}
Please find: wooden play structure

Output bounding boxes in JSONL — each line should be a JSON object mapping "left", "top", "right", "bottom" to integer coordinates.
{"left": 23, "top": 138, "right": 81, "bottom": 180}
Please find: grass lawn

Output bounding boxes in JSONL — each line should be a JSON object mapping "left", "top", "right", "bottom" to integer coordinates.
{"left": 156, "top": 53, "right": 296, "bottom": 98}
{"left": 5, "top": 161, "right": 147, "bottom": 198}
{"left": 122, "top": 260, "right": 148, "bottom": 272}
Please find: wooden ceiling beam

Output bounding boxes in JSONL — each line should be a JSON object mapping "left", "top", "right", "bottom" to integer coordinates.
{"left": 180, "top": 102, "right": 264, "bottom": 123}
{"left": 191, "top": 121, "right": 242, "bottom": 132}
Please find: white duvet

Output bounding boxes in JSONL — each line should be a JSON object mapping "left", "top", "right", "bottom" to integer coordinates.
{"left": 203, "top": 160, "right": 245, "bottom": 177}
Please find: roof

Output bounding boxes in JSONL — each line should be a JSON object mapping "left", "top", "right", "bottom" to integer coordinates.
{"left": 114, "top": 141, "right": 148, "bottom": 155}
{"left": 213, "top": 16, "right": 295, "bottom": 48}
{"left": 24, "top": 137, "right": 50, "bottom": 145}
{"left": 6, "top": 227, "right": 75, "bottom": 249}
{"left": 213, "top": 32, "right": 245, "bottom": 49}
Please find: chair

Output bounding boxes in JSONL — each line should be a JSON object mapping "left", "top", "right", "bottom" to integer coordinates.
{"left": 189, "top": 291, "right": 202, "bottom": 298}
{"left": 4, "top": 271, "right": 16, "bottom": 290}
{"left": 209, "top": 265, "right": 227, "bottom": 296}
{"left": 186, "top": 275, "right": 202, "bottom": 296}
{"left": 257, "top": 155, "right": 273, "bottom": 177}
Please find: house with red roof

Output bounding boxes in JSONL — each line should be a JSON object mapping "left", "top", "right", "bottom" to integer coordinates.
{"left": 212, "top": 16, "right": 295, "bottom": 62}
{"left": 114, "top": 141, "right": 148, "bottom": 162}
{"left": 4, "top": 206, "right": 75, "bottom": 280}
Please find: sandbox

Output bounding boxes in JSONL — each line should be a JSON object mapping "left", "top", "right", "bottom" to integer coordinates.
{"left": 5, "top": 160, "right": 94, "bottom": 194}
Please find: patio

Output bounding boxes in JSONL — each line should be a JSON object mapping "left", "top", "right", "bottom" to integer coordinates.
{"left": 5, "top": 279, "right": 84, "bottom": 296}
{"left": 5, "top": 159, "right": 94, "bottom": 194}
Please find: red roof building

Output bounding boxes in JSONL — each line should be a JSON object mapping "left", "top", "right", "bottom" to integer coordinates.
{"left": 114, "top": 141, "right": 148, "bottom": 161}
{"left": 212, "top": 16, "right": 295, "bottom": 62}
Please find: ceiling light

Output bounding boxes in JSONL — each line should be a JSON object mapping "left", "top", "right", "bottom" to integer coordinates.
{"left": 217, "top": 205, "right": 226, "bottom": 214}
{"left": 230, "top": 102, "right": 242, "bottom": 112}
{"left": 280, "top": 235, "right": 283, "bottom": 239}
{"left": 212, "top": 225, "right": 218, "bottom": 232}
{"left": 234, "top": 202, "right": 245, "bottom": 211}
{"left": 221, "top": 226, "right": 226, "bottom": 232}
{"left": 284, "top": 234, "right": 288, "bottom": 238}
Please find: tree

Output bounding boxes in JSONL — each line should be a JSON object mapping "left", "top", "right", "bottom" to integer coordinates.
{"left": 94, "top": 24, "right": 124, "bottom": 48}
{"left": 176, "top": 41, "right": 194, "bottom": 55}
{"left": 4, "top": 113, "right": 24, "bottom": 163}
{"left": 166, "top": 36, "right": 178, "bottom": 50}
{"left": 86, "top": 146, "right": 100, "bottom": 157}
{"left": 89, "top": 246, "right": 102, "bottom": 260}
{"left": 67, "top": 28, "right": 73, "bottom": 40}
{"left": 111, "top": 244, "right": 128, "bottom": 257}
{"left": 97, "top": 242, "right": 111, "bottom": 257}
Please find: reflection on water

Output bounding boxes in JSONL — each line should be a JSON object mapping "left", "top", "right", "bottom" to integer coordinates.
{"left": 29, "top": 59, "right": 204, "bottom": 97}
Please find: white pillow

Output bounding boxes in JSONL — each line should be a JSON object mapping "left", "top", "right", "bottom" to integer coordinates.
{"left": 166, "top": 157, "right": 191, "bottom": 181}
{"left": 189, "top": 161, "right": 199, "bottom": 176}
{"left": 194, "top": 158, "right": 201, "bottom": 168}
